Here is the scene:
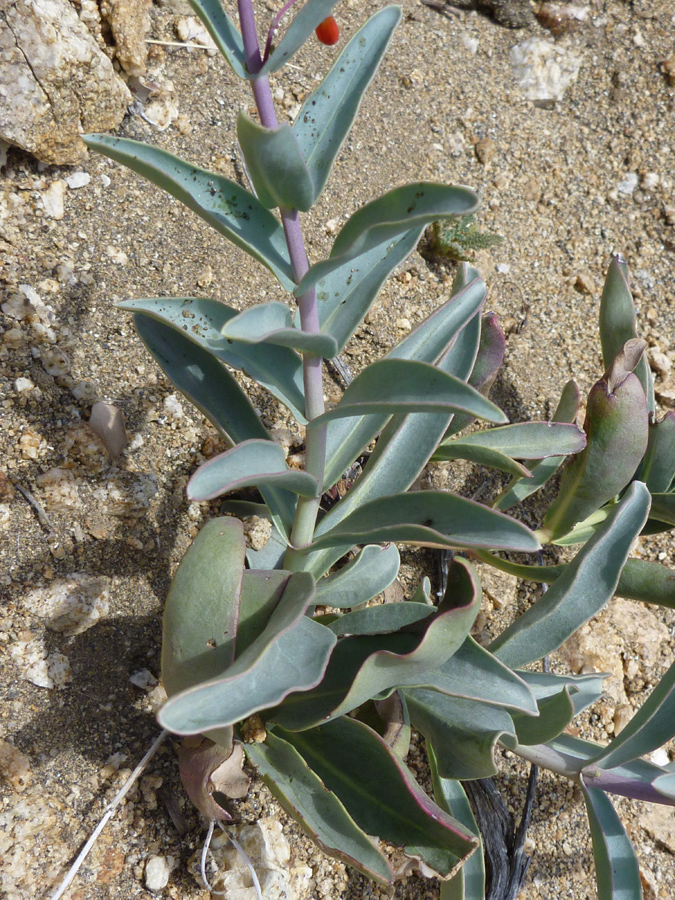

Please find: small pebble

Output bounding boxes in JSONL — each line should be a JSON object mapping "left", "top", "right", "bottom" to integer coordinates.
{"left": 145, "top": 855, "right": 170, "bottom": 892}
{"left": 574, "top": 272, "right": 595, "bottom": 294}
{"left": 475, "top": 136, "right": 496, "bottom": 165}
{"left": 618, "top": 173, "right": 638, "bottom": 195}
{"left": 14, "top": 377, "right": 34, "bottom": 393}
{"left": 65, "top": 172, "right": 91, "bottom": 189}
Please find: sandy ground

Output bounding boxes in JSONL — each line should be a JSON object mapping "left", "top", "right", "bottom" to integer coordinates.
{"left": 1, "top": 1, "right": 675, "bottom": 898}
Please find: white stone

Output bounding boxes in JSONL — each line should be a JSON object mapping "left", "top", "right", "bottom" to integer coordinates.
{"left": 14, "top": 377, "right": 34, "bottom": 393}
{"left": 23, "top": 574, "right": 110, "bottom": 635}
{"left": 510, "top": 38, "right": 582, "bottom": 102}
{"left": 41, "top": 181, "right": 67, "bottom": 219}
{"left": 145, "top": 855, "right": 170, "bottom": 892}
{"left": 618, "top": 173, "right": 638, "bottom": 195}
{"left": 65, "top": 172, "right": 90, "bottom": 189}
{"left": 0, "top": 0, "right": 130, "bottom": 164}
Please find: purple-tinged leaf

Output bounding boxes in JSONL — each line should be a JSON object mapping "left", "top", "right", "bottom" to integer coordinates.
{"left": 271, "top": 558, "right": 481, "bottom": 729}
{"left": 245, "top": 730, "right": 395, "bottom": 884}
{"left": 542, "top": 341, "right": 649, "bottom": 542}
{"left": 599, "top": 253, "right": 654, "bottom": 413}
{"left": 178, "top": 737, "right": 249, "bottom": 822}
{"left": 158, "top": 572, "right": 336, "bottom": 735}
{"left": 276, "top": 717, "right": 479, "bottom": 879}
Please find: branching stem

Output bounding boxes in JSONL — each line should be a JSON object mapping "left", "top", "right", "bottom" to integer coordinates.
{"left": 238, "top": 0, "right": 327, "bottom": 553}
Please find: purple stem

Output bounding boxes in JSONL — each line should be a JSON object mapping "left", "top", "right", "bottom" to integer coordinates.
{"left": 237, "top": 0, "right": 326, "bottom": 547}
{"left": 263, "top": 0, "right": 303, "bottom": 64}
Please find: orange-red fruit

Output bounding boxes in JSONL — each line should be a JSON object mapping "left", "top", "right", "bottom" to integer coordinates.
{"left": 315, "top": 16, "right": 339, "bottom": 46}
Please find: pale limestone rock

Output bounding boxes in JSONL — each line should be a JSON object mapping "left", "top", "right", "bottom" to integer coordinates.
{"left": 639, "top": 804, "right": 675, "bottom": 855}
{"left": 0, "top": 0, "right": 130, "bottom": 164}
{"left": 40, "top": 180, "right": 67, "bottom": 219}
{"left": 23, "top": 573, "right": 110, "bottom": 635}
{"left": 510, "top": 37, "right": 582, "bottom": 102}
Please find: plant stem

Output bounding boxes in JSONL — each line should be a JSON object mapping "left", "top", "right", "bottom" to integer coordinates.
{"left": 238, "top": 0, "right": 326, "bottom": 553}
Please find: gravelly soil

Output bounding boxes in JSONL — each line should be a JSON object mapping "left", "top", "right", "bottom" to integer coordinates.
{"left": 1, "top": 1, "right": 674, "bottom": 899}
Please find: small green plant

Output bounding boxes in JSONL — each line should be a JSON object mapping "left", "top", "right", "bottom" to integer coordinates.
{"left": 421, "top": 214, "right": 504, "bottom": 263}
{"left": 85, "top": 2, "right": 675, "bottom": 897}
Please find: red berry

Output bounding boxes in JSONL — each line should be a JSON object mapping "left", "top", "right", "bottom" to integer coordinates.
{"left": 315, "top": 16, "right": 340, "bottom": 46}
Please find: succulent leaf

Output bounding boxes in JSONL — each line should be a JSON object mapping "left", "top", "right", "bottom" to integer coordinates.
{"left": 599, "top": 253, "right": 655, "bottom": 413}
{"left": 245, "top": 729, "right": 395, "bottom": 884}
{"left": 275, "top": 717, "right": 480, "bottom": 879}
{"left": 581, "top": 786, "right": 642, "bottom": 900}
{"left": 542, "top": 341, "right": 649, "bottom": 542}
{"left": 427, "top": 749, "right": 485, "bottom": 900}
{"left": 119, "top": 297, "right": 306, "bottom": 423}
{"left": 188, "top": 439, "right": 319, "bottom": 501}
{"left": 292, "top": 6, "right": 402, "bottom": 202}
{"left": 221, "top": 300, "right": 338, "bottom": 357}
{"left": 82, "top": 136, "right": 295, "bottom": 289}
{"left": 158, "top": 572, "right": 336, "bottom": 735}
{"left": 260, "top": 0, "right": 341, "bottom": 74}
{"left": 237, "top": 113, "right": 316, "bottom": 211}
{"left": 187, "top": 0, "right": 248, "bottom": 78}
{"left": 313, "top": 544, "right": 400, "bottom": 609}
{"left": 490, "top": 482, "right": 651, "bottom": 668}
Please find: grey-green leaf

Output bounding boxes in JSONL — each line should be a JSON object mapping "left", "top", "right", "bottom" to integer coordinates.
{"left": 313, "top": 228, "right": 423, "bottom": 357}
{"left": 133, "top": 313, "right": 268, "bottom": 445}
{"left": 581, "top": 786, "right": 642, "bottom": 900}
{"left": 421, "top": 637, "right": 538, "bottom": 715}
{"left": 311, "top": 359, "right": 507, "bottom": 428}
{"left": 187, "top": 0, "right": 247, "bottom": 78}
{"left": 245, "top": 731, "right": 394, "bottom": 885}
{"left": 314, "top": 543, "right": 400, "bottom": 608}
{"left": 427, "top": 748, "right": 485, "bottom": 900}
{"left": 292, "top": 6, "right": 401, "bottom": 201}
{"left": 132, "top": 313, "right": 297, "bottom": 538}
{"left": 158, "top": 573, "right": 336, "bottom": 734}
{"left": 438, "top": 421, "right": 586, "bottom": 460}
{"left": 222, "top": 301, "right": 338, "bottom": 357}
{"left": 260, "top": 0, "right": 340, "bottom": 74}
{"left": 237, "top": 113, "right": 315, "bottom": 211}
{"left": 83, "top": 135, "right": 295, "bottom": 289}
{"left": 309, "top": 490, "right": 541, "bottom": 554}
{"left": 599, "top": 254, "right": 654, "bottom": 413}
{"left": 489, "top": 481, "right": 651, "bottom": 668}
{"left": 587, "top": 655, "right": 675, "bottom": 771}
{"left": 119, "top": 297, "right": 306, "bottom": 423}
{"left": 162, "top": 517, "right": 246, "bottom": 698}
{"left": 640, "top": 412, "right": 675, "bottom": 493}
{"left": 327, "top": 602, "right": 433, "bottom": 636}
{"left": 495, "top": 380, "right": 581, "bottom": 511}
{"left": 322, "top": 272, "right": 486, "bottom": 489}
{"left": 276, "top": 717, "right": 479, "bottom": 879}
{"left": 188, "top": 439, "right": 319, "bottom": 501}
{"left": 272, "top": 559, "right": 481, "bottom": 729}
{"left": 295, "top": 183, "right": 479, "bottom": 296}
{"left": 406, "top": 689, "right": 516, "bottom": 780}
